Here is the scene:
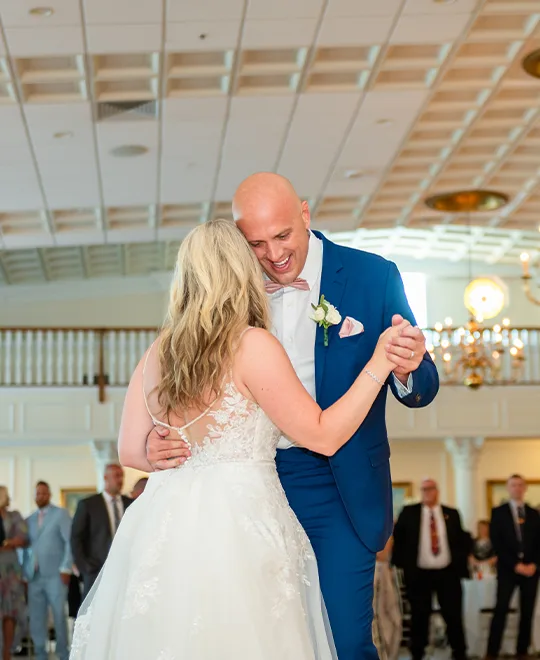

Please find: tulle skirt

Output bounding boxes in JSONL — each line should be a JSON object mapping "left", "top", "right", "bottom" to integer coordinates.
{"left": 70, "top": 461, "right": 336, "bottom": 659}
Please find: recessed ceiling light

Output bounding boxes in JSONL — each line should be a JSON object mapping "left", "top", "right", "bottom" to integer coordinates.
{"left": 29, "top": 7, "right": 54, "bottom": 17}
{"left": 110, "top": 145, "right": 149, "bottom": 157}
{"left": 53, "top": 131, "right": 73, "bottom": 139}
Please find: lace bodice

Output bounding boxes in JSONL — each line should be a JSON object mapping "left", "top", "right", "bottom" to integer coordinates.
{"left": 146, "top": 380, "right": 281, "bottom": 469}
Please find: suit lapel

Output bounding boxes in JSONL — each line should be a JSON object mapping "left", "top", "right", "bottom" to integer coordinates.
{"left": 99, "top": 495, "right": 113, "bottom": 540}
{"left": 314, "top": 232, "right": 346, "bottom": 398}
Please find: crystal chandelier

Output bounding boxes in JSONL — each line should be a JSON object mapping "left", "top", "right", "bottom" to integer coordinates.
{"left": 424, "top": 189, "right": 526, "bottom": 389}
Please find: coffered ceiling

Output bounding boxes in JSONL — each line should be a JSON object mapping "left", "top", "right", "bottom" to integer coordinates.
{"left": 0, "top": 0, "right": 539, "bottom": 285}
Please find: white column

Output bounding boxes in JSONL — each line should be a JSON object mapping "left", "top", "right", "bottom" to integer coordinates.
{"left": 91, "top": 440, "right": 119, "bottom": 492}
{"left": 445, "top": 437, "right": 484, "bottom": 533}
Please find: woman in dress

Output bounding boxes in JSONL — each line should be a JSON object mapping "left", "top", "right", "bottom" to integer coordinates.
{"left": 70, "top": 218, "right": 408, "bottom": 660}
{"left": 0, "top": 486, "right": 28, "bottom": 660}
{"left": 373, "top": 535, "right": 403, "bottom": 660}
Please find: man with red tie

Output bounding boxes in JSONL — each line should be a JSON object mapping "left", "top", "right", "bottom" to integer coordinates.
{"left": 392, "top": 478, "right": 471, "bottom": 660}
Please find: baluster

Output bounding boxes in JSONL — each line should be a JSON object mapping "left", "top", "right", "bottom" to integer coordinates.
{"left": 56, "top": 331, "right": 64, "bottom": 385}
{"left": 25, "top": 330, "right": 33, "bottom": 384}
{"left": 118, "top": 331, "right": 127, "bottom": 385}
{"left": 128, "top": 331, "right": 137, "bottom": 375}
{"left": 108, "top": 332, "right": 117, "bottom": 386}
{"left": 86, "top": 331, "right": 95, "bottom": 386}
{"left": 14, "top": 330, "right": 23, "bottom": 385}
{"left": 66, "top": 330, "right": 75, "bottom": 385}
{"left": 45, "top": 330, "right": 54, "bottom": 385}
{"left": 76, "top": 331, "right": 85, "bottom": 385}
{"left": 529, "top": 329, "right": 539, "bottom": 384}
{"left": 4, "top": 331, "right": 12, "bottom": 385}
{"left": 35, "top": 331, "right": 43, "bottom": 384}
{"left": 138, "top": 332, "right": 147, "bottom": 364}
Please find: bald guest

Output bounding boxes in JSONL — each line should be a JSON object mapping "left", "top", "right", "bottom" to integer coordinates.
{"left": 392, "top": 479, "right": 471, "bottom": 660}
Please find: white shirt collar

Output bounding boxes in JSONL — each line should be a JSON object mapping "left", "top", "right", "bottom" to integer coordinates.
{"left": 299, "top": 231, "right": 323, "bottom": 291}
{"left": 102, "top": 491, "right": 119, "bottom": 503}
{"left": 510, "top": 499, "right": 524, "bottom": 513}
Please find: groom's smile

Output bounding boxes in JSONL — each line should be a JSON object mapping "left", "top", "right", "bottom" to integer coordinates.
{"left": 232, "top": 172, "right": 311, "bottom": 286}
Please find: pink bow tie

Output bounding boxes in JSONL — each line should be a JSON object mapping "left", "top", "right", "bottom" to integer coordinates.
{"left": 264, "top": 278, "right": 310, "bottom": 295}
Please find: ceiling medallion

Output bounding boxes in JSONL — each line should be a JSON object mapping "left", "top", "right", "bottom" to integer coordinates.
{"left": 522, "top": 48, "right": 540, "bottom": 80}
{"left": 424, "top": 189, "right": 509, "bottom": 213}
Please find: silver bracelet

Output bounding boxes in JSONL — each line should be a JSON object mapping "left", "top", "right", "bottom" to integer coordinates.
{"left": 364, "top": 369, "right": 385, "bottom": 386}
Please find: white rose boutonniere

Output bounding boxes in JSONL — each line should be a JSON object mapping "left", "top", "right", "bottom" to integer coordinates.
{"left": 310, "top": 295, "right": 342, "bottom": 347}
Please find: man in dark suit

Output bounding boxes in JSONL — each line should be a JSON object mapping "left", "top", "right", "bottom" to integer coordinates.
{"left": 71, "top": 464, "right": 132, "bottom": 599}
{"left": 486, "top": 474, "right": 540, "bottom": 660}
{"left": 393, "top": 478, "right": 470, "bottom": 660}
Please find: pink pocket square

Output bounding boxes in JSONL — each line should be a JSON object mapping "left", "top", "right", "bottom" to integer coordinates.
{"left": 339, "top": 317, "right": 364, "bottom": 338}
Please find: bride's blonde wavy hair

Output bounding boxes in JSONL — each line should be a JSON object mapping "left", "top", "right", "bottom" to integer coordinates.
{"left": 157, "top": 218, "right": 270, "bottom": 416}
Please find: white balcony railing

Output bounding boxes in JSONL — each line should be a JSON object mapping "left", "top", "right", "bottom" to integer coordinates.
{"left": 0, "top": 327, "right": 539, "bottom": 401}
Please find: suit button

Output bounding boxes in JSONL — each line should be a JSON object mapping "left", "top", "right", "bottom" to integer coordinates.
{"left": 415, "top": 394, "right": 421, "bottom": 403}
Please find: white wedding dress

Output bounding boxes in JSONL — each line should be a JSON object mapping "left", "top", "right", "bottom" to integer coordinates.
{"left": 70, "top": 349, "right": 336, "bottom": 659}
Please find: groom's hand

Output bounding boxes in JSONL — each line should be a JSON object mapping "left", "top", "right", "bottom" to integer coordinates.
{"left": 146, "top": 425, "right": 191, "bottom": 471}
{"left": 385, "top": 314, "right": 426, "bottom": 384}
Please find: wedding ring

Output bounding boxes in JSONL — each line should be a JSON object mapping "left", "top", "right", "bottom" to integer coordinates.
{"left": 410, "top": 350, "right": 415, "bottom": 359}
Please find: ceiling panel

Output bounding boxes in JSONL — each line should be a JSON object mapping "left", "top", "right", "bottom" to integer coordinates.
{"left": 214, "top": 96, "right": 295, "bottom": 199}
{"left": 277, "top": 93, "right": 361, "bottom": 196}
{"left": 0, "top": 0, "right": 540, "bottom": 285}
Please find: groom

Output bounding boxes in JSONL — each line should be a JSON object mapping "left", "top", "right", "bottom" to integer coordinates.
{"left": 146, "top": 173, "right": 439, "bottom": 658}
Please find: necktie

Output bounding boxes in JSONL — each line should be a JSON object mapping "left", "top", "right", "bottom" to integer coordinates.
{"left": 38, "top": 509, "right": 45, "bottom": 528}
{"left": 517, "top": 505, "right": 525, "bottom": 555}
{"left": 112, "top": 497, "right": 121, "bottom": 532}
{"left": 430, "top": 510, "right": 440, "bottom": 556}
{"left": 264, "top": 278, "right": 310, "bottom": 295}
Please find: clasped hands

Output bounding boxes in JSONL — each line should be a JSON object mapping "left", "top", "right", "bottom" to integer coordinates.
{"left": 386, "top": 314, "right": 427, "bottom": 386}
{"left": 515, "top": 562, "right": 537, "bottom": 577}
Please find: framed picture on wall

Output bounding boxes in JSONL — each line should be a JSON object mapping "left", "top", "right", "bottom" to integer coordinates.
{"left": 392, "top": 482, "right": 413, "bottom": 521}
{"left": 486, "top": 480, "right": 540, "bottom": 514}
{"left": 60, "top": 488, "right": 96, "bottom": 518}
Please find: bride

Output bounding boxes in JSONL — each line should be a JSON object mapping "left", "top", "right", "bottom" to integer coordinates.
{"left": 70, "top": 218, "right": 408, "bottom": 659}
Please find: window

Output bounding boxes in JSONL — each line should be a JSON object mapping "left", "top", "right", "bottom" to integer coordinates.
{"left": 401, "top": 272, "right": 427, "bottom": 328}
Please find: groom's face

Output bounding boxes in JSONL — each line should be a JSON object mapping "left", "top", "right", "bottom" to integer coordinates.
{"left": 237, "top": 200, "right": 311, "bottom": 285}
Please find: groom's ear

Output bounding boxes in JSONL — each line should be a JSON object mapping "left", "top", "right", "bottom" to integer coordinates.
{"left": 301, "top": 200, "right": 311, "bottom": 229}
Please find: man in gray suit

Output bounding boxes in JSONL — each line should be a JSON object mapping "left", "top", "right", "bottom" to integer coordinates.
{"left": 23, "top": 481, "right": 72, "bottom": 660}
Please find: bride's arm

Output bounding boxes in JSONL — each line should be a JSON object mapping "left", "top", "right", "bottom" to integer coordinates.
{"left": 237, "top": 326, "right": 402, "bottom": 456}
{"left": 117, "top": 355, "right": 156, "bottom": 472}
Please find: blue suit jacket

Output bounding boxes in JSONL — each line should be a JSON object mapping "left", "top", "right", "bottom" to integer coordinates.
{"left": 23, "top": 504, "right": 73, "bottom": 580}
{"left": 313, "top": 231, "right": 439, "bottom": 552}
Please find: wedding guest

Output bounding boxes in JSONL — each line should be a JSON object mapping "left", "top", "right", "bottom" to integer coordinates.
{"left": 485, "top": 474, "right": 540, "bottom": 660}
{"left": 373, "top": 536, "right": 402, "bottom": 660}
{"left": 0, "top": 486, "right": 28, "bottom": 660}
{"left": 392, "top": 478, "right": 470, "bottom": 660}
{"left": 22, "top": 481, "right": 72, "bottom": 660}
{"left": 130, "top": 477, "right": 148, "bottom": 499}
{"left": 471, "top": 520, "right": 496, "bottom": 568}
{"left": 71, "top": 464, "right": 132, "bottom": 599}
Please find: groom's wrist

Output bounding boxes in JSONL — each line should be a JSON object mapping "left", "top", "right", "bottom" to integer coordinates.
{"left": 393, "top": 370, "right": 409, "bottom": 386}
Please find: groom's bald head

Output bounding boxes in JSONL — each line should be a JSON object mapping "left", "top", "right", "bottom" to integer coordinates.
{"left": 232, "top": 173, "right": 311, "bottom": 285}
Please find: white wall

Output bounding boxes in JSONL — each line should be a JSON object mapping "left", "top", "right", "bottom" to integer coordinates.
{"left": 1, "top": 272, "right": 538, "bottom": 328}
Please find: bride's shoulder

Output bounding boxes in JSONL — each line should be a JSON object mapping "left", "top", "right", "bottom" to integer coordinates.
{"left": 239, "top": 327, "right": 280, "bottom": 350}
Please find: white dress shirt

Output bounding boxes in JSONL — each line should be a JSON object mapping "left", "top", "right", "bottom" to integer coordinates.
{"left": 417, "top": 504, "right": 451, "bottom": 570}
{"left": 267, "top": 232, "right": 413, "bottom": 449}
{"left": 102, "top": 491, "right": 125, "bottom": 536}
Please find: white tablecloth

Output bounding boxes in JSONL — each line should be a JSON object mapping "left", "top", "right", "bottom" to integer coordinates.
{"left": 464, "top": 576, "right": 540, "bottom": 657}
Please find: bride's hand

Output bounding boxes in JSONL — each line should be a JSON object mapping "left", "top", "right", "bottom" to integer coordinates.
{"left": 371, "top": 320, "right": 411, "bottom": 376}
